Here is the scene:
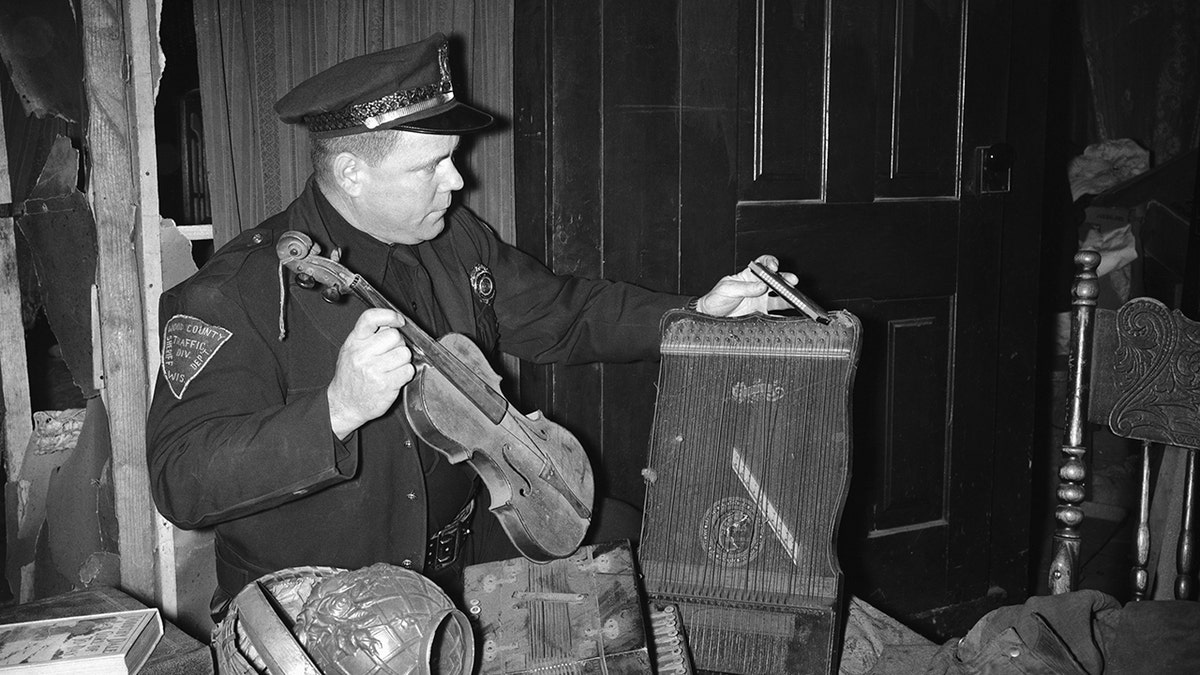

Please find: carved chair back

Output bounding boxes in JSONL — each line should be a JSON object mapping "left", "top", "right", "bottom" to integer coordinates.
{"left": 1050, "top": 250, "right": 1199, "bottom": 600}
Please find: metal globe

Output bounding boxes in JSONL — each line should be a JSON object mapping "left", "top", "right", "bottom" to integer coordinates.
{"left": 295, "top": 563, "right": 474, "bottom": 675}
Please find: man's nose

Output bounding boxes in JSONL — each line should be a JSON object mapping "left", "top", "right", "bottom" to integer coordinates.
{"left": 442, "top": 163, "right": 464, "bottom": 191}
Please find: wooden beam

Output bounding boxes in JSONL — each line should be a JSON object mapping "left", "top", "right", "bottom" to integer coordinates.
{"left": 79, "top": 0, "right": 158, "bottom": 604}
{"left": 128, "top": 0, "right": 164, "bottom": 414}
{"left": 124, "top": 0, "right": 180, "bottom": 619}
{"left": 0, "top": 101, "right": 33, "bottom": 506}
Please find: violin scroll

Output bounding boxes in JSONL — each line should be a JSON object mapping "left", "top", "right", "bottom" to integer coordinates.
{"left": 276, "top": 230, "right": 317, "bottom": 266}
{"left": 277, "top": 231, "right": 355, "bottom": 302}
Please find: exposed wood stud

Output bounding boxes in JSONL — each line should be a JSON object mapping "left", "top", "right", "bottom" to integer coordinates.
{"left": 80, "top": 0, "right": 159, "bottom": 605}
{"left": 0, "top": 102, "right": 34, "bottom": 507}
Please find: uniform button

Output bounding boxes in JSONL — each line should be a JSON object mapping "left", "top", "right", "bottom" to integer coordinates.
{"left": 1007, "top": 647, "right": 1020, "bottom": 658}
{"left": 404, "top": 439, "right": 413, "bottom": 448}
{"left": 407, "top": 492, "right": 417, "bottom": 500}
{"left": 251, "top": 232, "right": 265, "bottom": 244}
{"left": 401, "top": 559, "right": 413, "bottom": 568}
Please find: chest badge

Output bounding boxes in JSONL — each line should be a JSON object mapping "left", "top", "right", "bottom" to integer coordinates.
{"left": 470, "top": 264, "right": 495, "bottom": 306}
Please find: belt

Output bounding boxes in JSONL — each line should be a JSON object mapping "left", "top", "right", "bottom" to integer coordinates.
{"left": 426, "top": 496, "right": 475, "bottom": 573}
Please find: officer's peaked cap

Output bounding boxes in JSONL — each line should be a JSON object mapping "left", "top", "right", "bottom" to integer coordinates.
{"left": 275, "top": 33, "right": 493, "bottom": 137}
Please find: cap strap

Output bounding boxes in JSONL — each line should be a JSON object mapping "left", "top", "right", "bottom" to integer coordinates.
{"left": 363, "top": 91, "right": 454, "bottom": 130}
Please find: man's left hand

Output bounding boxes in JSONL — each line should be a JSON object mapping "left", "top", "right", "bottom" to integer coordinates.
{"left": 694, "top": 255, "right": 798, "bottom": 317}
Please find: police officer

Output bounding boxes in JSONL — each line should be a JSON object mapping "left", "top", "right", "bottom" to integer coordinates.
{"left": 146, "top": 33, "right": 794, "bottom": 620}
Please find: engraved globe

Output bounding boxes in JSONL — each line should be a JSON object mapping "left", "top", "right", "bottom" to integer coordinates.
{"left": 295, "top": 563, "right": 474, "bottom": 675}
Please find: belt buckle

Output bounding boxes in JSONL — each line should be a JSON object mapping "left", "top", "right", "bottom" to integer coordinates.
{"left": 426, "top": 500, "right": 474, "bottom": 573}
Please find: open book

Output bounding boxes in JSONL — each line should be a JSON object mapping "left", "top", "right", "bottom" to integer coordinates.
{"left": 0, "top": 607, "right": 163, "bottom": 674}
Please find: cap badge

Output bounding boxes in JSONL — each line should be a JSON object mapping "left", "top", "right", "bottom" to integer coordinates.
{"left": 470, "top": 265, "right": 495, "bottom": 306}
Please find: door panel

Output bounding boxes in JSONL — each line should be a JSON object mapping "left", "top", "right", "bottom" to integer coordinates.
{"left": 852, "top": 296, "right": 952, "bottom": 532}
{"left": 738, "top": 0, "right": 826, "bottom": 200}
{"left": 876, "top": 0, "right": 964, "bottom": 197}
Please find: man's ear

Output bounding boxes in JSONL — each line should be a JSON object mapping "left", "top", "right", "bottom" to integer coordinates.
{"left": 331, "top": 152, "right": 364, "bottom": 197}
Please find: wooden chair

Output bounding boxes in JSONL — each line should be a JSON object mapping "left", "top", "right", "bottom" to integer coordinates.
{"left": 1050, "top": 250, "right": 1198, "bottom": 600}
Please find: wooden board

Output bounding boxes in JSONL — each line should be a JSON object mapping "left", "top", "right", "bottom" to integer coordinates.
{"left": 79, "top": 0, "right": 158, "bottom": 603}
{"left": 0, "top": 80, "right": 34, "bottom": 606}
{"left": 0, "top": 101, "right": 32, "bottom": 484}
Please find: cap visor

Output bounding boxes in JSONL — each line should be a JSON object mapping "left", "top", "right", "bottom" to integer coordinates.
{"left": 396, "top": 102, "right": 493, "bottom": 134}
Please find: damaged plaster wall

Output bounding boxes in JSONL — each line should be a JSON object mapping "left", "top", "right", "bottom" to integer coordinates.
{"left": 1, "top": 0, "right": 125, "bottom": 603}
{"left": 6, "top": 400, "right": 119, "bottom": 601}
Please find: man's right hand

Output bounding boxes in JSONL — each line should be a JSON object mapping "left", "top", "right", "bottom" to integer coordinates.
{"left": 327, "top": 308, "right": 414, "bottom": 439}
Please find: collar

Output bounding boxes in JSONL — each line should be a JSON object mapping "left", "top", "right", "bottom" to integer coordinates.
{"left": 308, "top": 179, "right": 422, "bottom": 287}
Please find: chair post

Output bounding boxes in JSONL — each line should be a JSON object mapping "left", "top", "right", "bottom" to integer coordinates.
{"left": 1176, "top": 448, "right": 1197, "bottom": 599}
{"left": 1049, "top": 250, "right": 1101, "bottom": 594}
{"left": 1133, "top": 440, "right": 1153, "bottom": 601}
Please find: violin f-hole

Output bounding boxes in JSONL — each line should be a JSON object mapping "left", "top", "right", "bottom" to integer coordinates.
{"left": 501, "top": 444, "right": 534, "bottom": 496}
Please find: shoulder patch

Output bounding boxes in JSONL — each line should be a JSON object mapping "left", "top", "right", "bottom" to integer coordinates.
{"left": 161, "top": 314, "right": 233, "bottom": 399}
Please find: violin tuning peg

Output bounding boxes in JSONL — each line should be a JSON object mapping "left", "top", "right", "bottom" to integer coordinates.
{"left": 296, "top": 273, "right": 316, "bottom": 289}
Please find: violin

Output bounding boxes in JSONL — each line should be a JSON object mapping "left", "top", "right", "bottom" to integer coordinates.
{"left": 276, "top": 231, "right": 593, "bottom": 562}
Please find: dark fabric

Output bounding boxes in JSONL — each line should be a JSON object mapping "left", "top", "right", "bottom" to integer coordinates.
{"left": 1097, "top": 599, "right": 1200, "bottom": 675}
{"left": 146, "top": 178, "right": 686, "bottom": 602}
{"left": 925, "top": 590, "right": 1200, "bottom": 674}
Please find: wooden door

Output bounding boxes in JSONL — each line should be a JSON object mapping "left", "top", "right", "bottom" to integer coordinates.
{"left": 515, "top": 0, "right": 1048, "bottom": 626}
